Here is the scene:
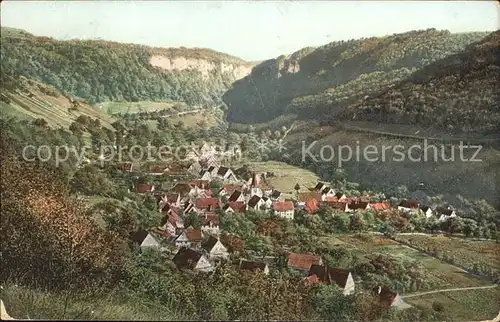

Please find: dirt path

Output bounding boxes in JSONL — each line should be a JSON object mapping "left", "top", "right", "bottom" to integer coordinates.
{"left": 403, "top": 284, "right": 498, "bottom": 299}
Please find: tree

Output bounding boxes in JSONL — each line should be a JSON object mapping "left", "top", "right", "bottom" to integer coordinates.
{"left": 349, "top": 213, "right": 365, "bottom": 233}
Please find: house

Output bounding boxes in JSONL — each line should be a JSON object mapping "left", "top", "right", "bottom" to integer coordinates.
{"left": 398, "top": 199, "right": 420, "bottom": 214}
{"left": 187, "top": 161, "right": 203, "bottom": 175}
{"left": 334, "top": 192, "right": 347, "bottom": 201}
{"left": 298, "top": 192, "right": 323, "bottom": 206}
{"left": 261, "top": 196, "right": 273, "bottom": 209}
{"left": 183, "top": 201, "right": 197, "bottom": 214}
{"left": 323, "top": 201, "right": 349, "bottom": 212}
{"left": 195, "top": 198, "right": 220, "bottom": 212}
{"left": 247, "top": 195, "right": 265, "bottom": 211}
{"left": 223, "top": 201, "right": 246, "bottom": 214}
{"left": 304, "top": 199, "right": 320, "bottom": 214}
{"left": 287, "top": 252, "right": 323, "bottom": 273}
{"left": 188, "top": 180, "right": 210, "bottom": 190}
{"left": 270, "top": 190, "right": 282, "bottom": 201}
{"left": 202, "top": 235, "right": 229, "bottom": 260}
{"left": 349, "top": 201, "right": 370, "bottom": 212}
{"left": 301, "top": 274, "right": 320, "bottom": 286}
{"left": 139, "top": 227, "right": 172, "bottom": 251}
{"left": 308, "top": 265, "right": 355, "bottom": 295}
{"left": 239, "top": 260, "right": 269, "bottom": 275}
{"left": 435, "top": 207, "right": 457, "bottom": 221}
{"left": 174, "top": 226, "right": 203, "bottom": 249}
{"left": 219, "top": 184, "right": 240, "bottom": 197}
{"left": 373, "top": 286, "right": 408, "bottom": 309}
{"left": 321, "top": 187, "right": 336, "bottom": 198}
{"left": 160, "top": 208, "right": 184, "bottom": 235}
{"left": 159, "top": 193, "right": 181, "bottom": 209}
{"left": 312, "top": 182, "right": 327, "bottom": 192}
{"left": 420, "top": 205, "right": 433, "bottom": 218}
{"left": 199, "top": 170, "right": 213, "bottom": 181}
{"left": 370, "top": 202, "right": 391, "bottom": 212}
{"left": 147, "top": 164, "right": 169, "bottom": 176}
{"left": 130, "top": 229, "right": 148, "bottom": 246}
{"left": 172, "top": 247, "right": 213, "bottom": 272}
{"left": 116, "top": 162, "right": 133, "bottom": 173}
{"left": 273, "top": 201, "right": 294, "bottom": 220}
{"left": 199, "top": 212, "right": 220, "bottom": 235}
{"left": 217, "top": 167, "right": 237, "bottom": 182}
{"left": 131, "top": 183, "right": 155, "bottom": 194}
{"left": 227, "top": 190, "right": 245, "bottom": 202}
{"left": 174, "top": 228, "right": 203, "bottom": 249}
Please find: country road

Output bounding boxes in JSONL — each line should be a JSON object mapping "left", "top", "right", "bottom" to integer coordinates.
{"left": 403, "top": 284, "right": 498, "bottom": 299}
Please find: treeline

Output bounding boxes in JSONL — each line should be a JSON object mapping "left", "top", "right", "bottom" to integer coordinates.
{"left": 0, "top": 28, "right": 250, "bottom": 105}
{"left": 343, "top": 31, "right": 500, "bottom": 134}
{"left": 223, "top": 29, "right": 489, "bottom": 123}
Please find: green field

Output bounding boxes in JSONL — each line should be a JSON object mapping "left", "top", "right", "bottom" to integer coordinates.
{"left": 394, "top": 234, "right": 500, "bottom": 278}
{"left": 100, "top": 101, "right": 179, "bottom": 115}
{"left": 405, "top": 287, "right": 500, "bottom": 322}
{"left": 339, "top": 234, "right": 489, "bottom": 289}
{"left": 236, "top": 161, "right": 321, "bottom": 199}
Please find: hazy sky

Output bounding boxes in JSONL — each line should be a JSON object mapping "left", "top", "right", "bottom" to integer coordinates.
{"left": 1, "top": 1, "right": 498, "bottom": 61}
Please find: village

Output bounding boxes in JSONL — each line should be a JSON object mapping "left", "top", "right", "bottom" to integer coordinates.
{"left": 114, "top": 142, "right": 464, "bottom": 311}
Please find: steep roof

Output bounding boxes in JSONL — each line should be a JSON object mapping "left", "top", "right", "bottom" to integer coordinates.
{"left": 271, "top": 190, "right": 282, "bottom": 199}
{"left": 288, "top": 253, "right": 322, "bottom": 271}
{"left": 195, "top": 198, "right": 220, "bottom": 210}
{"left": 298, "top": 191, "right": 322, "bottom": 202}
{"left": 247, "top": 195, "right": 262, "bottom": 208}
{"left": 202, "top": 235, "right": 223, "bottom": 252}
{"left": 273, "top": 201, "right": 294, "bottom": 212}
{"left": 349, "top": 201, "right": 370, "bottom": 210}
{"left": 217, "top": 166, "right": 231, "bottom": 176}
{"left": 302, "top": 274, "right": 320, "bottom": 286}
{"left": 188, "top": 180, "right": 210, "bottom": 189}
{"left": 228, "top": 190, "right": 242, "bottom": 202}
{"left": 304, "top": 199, "right": 319, "bottom": 214}
{"left": 324, "top": 201, "right": 348, "bottom": 210}
{"left": 185, "top": 228, "right": 203, "bottom": 242}
{"left": 130, "top": 229, "right": 148, "bottom": 244}
{"left": 370, "top": 202, "right": 391, "bottom": 211}
{"left": 225, "top": 201, "right": 246, "bottom": 212}
{"left": 309, "top": 265, "right": 351, "bottom": 288}
{"left": 373, "top": 286, "right": 398, "bottom": 308}
{"left": 172, "top": 248, "right": 204, "bottom": 269}
{"left": 199, "top": 212, "right": 220, "bottom": 226}
{"left": 314, "top": 182, "right": 326, "bottom": 190}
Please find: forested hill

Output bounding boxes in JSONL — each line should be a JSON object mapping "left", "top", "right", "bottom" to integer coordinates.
{"left": 0, "top": 27, "right": 254, "bottom": 106}
{"left": 340, "top": 30, "right": 500, "bottom": 134}
{"left": 222, "top": 29, "right": 489, "bottom": 124}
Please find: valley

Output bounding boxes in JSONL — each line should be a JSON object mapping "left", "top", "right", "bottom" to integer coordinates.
{"left": 1, "top": 15, "right": 499, "bottom": 322}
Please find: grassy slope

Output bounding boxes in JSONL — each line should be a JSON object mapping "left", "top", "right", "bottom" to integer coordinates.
{"left": 1, "top": 76, "right": 115, "bottom": 130}
{"left": 232, "top": 161, "right": 321, "bottom": 199}
{"left": 281, "top": 121, "right": 499, "bottom": 205}
{"left": 338, "top": 234, "right": 489, "bottom": 290}
{"left": 1, "top": 283, "right": 186, "bottom": 321}
{"left": 405, "top": 287, "right": 500, "bottom": 321}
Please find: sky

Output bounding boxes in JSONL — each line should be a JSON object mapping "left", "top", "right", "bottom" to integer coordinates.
{"left": 1, "top": 1, "right": 498, "bottom": 61}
